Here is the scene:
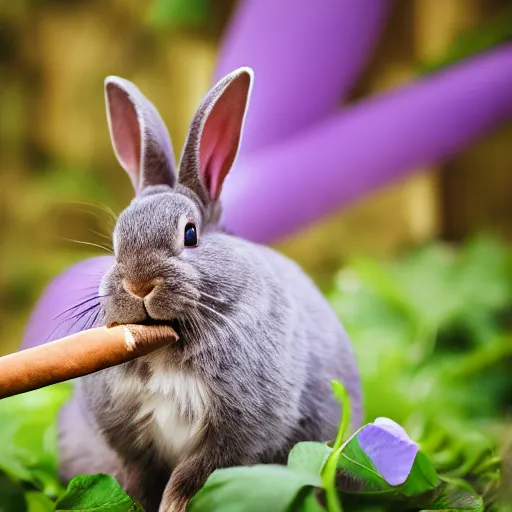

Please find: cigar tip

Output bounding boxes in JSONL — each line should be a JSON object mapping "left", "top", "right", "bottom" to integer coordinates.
{"left": 123, "top": 326, "right": 138, "bottom": 352}
{"left": 122, "top": 324, "right": 179, "bottom": 351}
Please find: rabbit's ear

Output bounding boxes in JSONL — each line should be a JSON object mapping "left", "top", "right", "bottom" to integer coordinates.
{"left": 178, "top": 67, "right": 253, "bottom": 204}
{"left": 104, "top": 76, "right": 176, "bottom": 192}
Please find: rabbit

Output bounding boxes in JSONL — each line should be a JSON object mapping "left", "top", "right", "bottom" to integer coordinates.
{"left": 55, "top": 67, "right": 363, "bottom": 512}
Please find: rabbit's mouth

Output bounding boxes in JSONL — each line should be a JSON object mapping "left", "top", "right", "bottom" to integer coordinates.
{"left": 106, "top": 317, "right": 179, "bottom": 330}
{"left": 138, "top": 316, "right": 182, "bottom": 338}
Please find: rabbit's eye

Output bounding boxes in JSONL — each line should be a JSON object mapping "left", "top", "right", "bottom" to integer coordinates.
{"left": 184, "top": 223, "right": 198, "bottom": 247}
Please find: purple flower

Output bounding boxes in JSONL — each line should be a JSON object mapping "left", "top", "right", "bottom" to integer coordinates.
{"left": 357, "top": 417, "right": 419, "bottom": 486}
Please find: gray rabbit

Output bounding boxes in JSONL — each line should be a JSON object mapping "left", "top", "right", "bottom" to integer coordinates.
{"left": 57, "top": 67, "right": 362, "bottom": 512}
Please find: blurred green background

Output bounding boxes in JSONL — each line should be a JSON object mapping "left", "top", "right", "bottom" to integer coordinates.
{"left": 1, "top": 0, "right": 512, "bottom": 509}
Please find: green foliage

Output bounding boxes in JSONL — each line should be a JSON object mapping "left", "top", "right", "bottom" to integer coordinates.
{"left": 0, "top": 384, "right": 71, "bottom": 494}
{"left": 417, "top": 10, "right": 512, "bottom": 75}
{"left": 337, "top": 440, "right": 439, "bottom": 497}
{"left": 0, "top": 235, "right": 509, "bottom": 510}
{"left": 189, "top": 383, "right": 485, "bottom": 512}
{"left": 54, "top": 475, "right": 143, "bottom": 511}
{"left": 287, "top": 443, "right": 332, "bottom": 475}
{"left": 0, "top": 472, "right": 26, "bottom": 512}
{"left": 331, "top": 234, "right": 512, "bottom": 425}
{"left": 188, "top": 465, "right": 321, "bottom": 512}
{"left": 147, "top": 0, "right": 209, "bottom": 29}
{"left": 329, "top": 234, "right": 510, "bottom": 507}
{"left": 0, "top": 384, "right": 71, "bottom": 511}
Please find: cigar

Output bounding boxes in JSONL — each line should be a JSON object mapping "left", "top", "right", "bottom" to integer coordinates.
{"left": 0, "top": 324, "right": 178, "bottom": 400}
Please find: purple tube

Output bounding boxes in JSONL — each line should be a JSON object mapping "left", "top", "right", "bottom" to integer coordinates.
{"left": 215, "top": 0, "right": 391, "bottom": 155}
{"left": 221, "top": 45, "right": 512, "bottom": 244}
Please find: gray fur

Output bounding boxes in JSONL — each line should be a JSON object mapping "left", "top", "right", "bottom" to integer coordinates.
{"left": 58, "top": 68, "right": 362, "bottom": 512}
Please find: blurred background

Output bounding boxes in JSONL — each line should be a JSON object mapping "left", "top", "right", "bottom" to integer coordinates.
{"left": 1, "top": 0, "right": 511, "bottom": 350}
{"left": 1, "top": 0, "right": 512, "bottom": 507}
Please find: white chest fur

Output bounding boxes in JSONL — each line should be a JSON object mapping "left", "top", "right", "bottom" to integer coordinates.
{"left": 131, "top": 369, "right": 208, "bottom": 464}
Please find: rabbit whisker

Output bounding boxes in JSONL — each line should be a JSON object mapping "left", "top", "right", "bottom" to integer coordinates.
{"left": 64, "top": 302, "right": 101, "bottom": 323}
{"left": 89, "top": 228, "right": 114, "bottom": 245}
{"left": 180, "top": 310, "right": 201, "bottom": 339}
{"left": 53, "top": 294, "right": 108, "bottom": 320}
{"left": 61, "top": 237, "right": 113, "bottom": 254}
{"left": 58, "top": 200, "right": 118, "bottom": 222}
{"left": 180, "top": 318, "right": 195, "bottom": 340}
{"left": 67, "top": 207, "right": 115, "bottom": 234}
{"left": 189, "top": 312, "right": 204, "bottom": 340}
{"left": 87, "top": 309, "right": 102, "bottom": 330}
{"left": 45, "top": 303, "right": 100, "bottom": 343}
{"left": 66, "top": 307, "right": 99, "bottom": 337}
{"left": 199, "top": 291, "right": 227, "bottom": 304}
{"left": 196, "top": 302, "right": 239, "bottom": 337}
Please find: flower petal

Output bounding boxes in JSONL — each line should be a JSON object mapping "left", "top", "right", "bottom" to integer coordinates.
{"left": 358, "top": 422, "right": 419, "bottom": 486}
{"left": 373, "top": 417, "right": 411, "bottom": 441}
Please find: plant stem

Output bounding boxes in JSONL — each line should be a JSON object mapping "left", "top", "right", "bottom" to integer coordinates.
{"left": 332, "top": 382, "right": 351, "bottom": 452}
{"left": 321, "top": 381, "right": 352, "bottom": 512}
{"left": 323, "top": 454, "right": 343, "bottom": 512}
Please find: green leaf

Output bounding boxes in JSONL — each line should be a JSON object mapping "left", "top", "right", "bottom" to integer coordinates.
{"left": 294, "top": 490, "right": 326, "bottom": 511}
{"left": 337, "top": 433, "right": 391, "bottom": 493}
{"left": 188, "top": 465, "right": 322, "bottom": 512}
{"left": 400, "top": 452, "right": 441, "bottom": 497}
{"left": 337, "top": 436, "right": 440, "bottom": 497}
{"left": 54, "top": 474, "right": 142, "bottom": 511}
{"left": 336, "top": 433, "right": 483, "bottom": 510}
{"left": 0, "top": 384, "right": 71, "bottom": 494}
{"left": 287, "top": 442, "right": 332, "bottom": 475}
{"left": 420, "top": 481, "right": 484, "bottom": 511}
{"left": 0, "top": 472, "right": 26, "bottom": 512}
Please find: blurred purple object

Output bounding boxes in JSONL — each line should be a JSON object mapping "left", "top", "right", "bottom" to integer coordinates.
{"left": 221, "top": 45, "right": 512, "bottom": 243}
{"left": 215, "top": 0, "right": 391, "bottom": 155}
{"left": 20, "top": 256, "right": 114, "bottom": 350}
{"left": 358, "top": 417, "right": 419, "bottom": 486}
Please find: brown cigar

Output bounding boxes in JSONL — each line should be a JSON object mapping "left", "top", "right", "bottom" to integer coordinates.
{"left": 0, "top": 324, "right": 178, "bottom": 400}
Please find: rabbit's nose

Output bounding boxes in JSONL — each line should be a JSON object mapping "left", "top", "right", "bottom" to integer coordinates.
{"left": 122, "top": 278, "right": 162, "bottom": 299}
